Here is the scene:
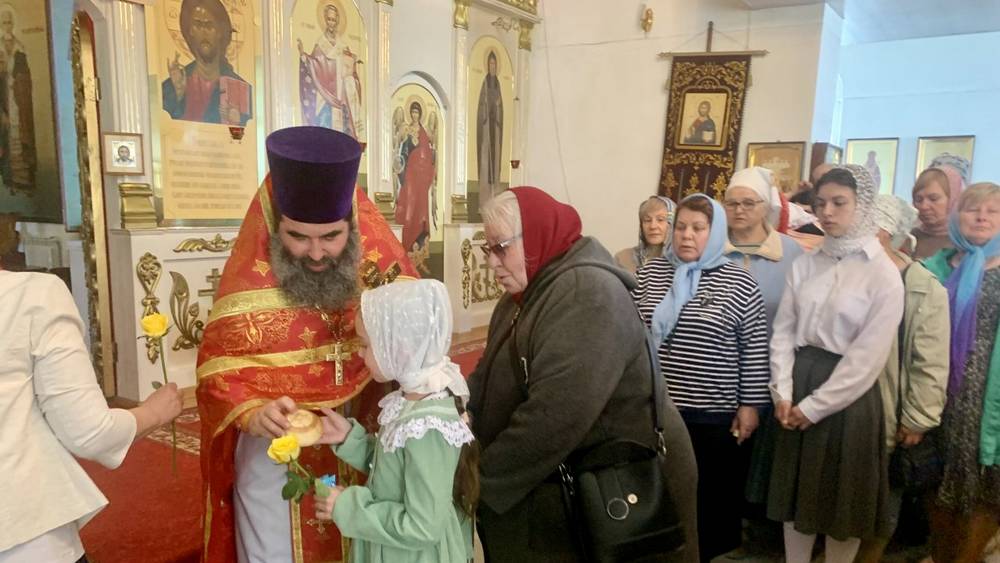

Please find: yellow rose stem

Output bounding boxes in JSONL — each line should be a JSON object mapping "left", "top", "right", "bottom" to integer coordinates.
{"left": 290, "top": 459, "right": 314, "bottom": 498}
{"left": 156, "top": 337, "right": 178, "bottom": 475}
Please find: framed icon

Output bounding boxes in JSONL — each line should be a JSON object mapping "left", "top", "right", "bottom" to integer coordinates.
{"left": 846, "top": 138, "right": 898, "bottom": 194}
{"left": 102, "top": 132, "right": 144, "bottom": 175}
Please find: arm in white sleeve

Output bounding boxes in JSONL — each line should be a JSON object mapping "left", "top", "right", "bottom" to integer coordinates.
{"left": 30, "top": 277, "right": 137, "bottom": 468}
{"left": 769, "top": 272, "right": 799, "bottom": 404}
{"left": 797, "top": 279, "right": 904, "bottom": 423}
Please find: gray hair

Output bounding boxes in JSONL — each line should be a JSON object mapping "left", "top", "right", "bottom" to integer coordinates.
{"left": 481, "top": 190, "right": 522, "bottom": 237}
{"left": 957, "top": 182, "right": 1000, "bottom": 213}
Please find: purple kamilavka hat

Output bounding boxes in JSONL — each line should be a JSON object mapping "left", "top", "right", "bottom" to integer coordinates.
{"left": 266, "top": 126, "right": 361, "bottom": 224}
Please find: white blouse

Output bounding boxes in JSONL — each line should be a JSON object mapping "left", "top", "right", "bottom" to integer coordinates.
{"left": 769, "top": 237, "right": 904, "bottom": 423}
{"left": 0, "top": 272, "right": 136, "bottom": 554}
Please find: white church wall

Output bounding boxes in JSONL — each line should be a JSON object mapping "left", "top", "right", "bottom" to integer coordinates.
{"left": 840, "top": 31, "right": 1000, "bottom": 198}
{"left": 390, "top": 0, "right": 455, "bottom": 99}
{"left": 523, "top": 0, "right": 826, "bottom": 254}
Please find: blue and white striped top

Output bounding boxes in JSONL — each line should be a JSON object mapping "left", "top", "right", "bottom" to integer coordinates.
{"left": 633, "top": 257, "right": 771, "bottom": 422}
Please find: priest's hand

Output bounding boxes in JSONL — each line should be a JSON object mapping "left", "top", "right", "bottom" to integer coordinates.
{"left": 315, "top": 486, "right": 345, "bottom": 520}
{"left": 317, "top": 407, "right": 353, "bottom": 446}
{"left": 246, "top": 396, "right": 297, "bottom": 439}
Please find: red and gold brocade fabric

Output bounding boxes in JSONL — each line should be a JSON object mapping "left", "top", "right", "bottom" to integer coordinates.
{"left": 196, "top": 179, "right": 418, "bottom": 562}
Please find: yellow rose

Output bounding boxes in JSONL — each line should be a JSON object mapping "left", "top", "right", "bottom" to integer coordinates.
{"left": 140, "top": 313, "right": 169, "bottom": 339}
{"left": 267, "top": 434, "right": 301, "bottom": 464}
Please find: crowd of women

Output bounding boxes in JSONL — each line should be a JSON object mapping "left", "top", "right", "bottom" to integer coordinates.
{"left": 466, "top": 154, "right": 1000, "bottom": 563}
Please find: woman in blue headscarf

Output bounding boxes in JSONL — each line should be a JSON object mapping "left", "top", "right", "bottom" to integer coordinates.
{"left": 923, "top": 181, "right": 1000, "bottom": 563}
{"left": 632, "top": 193, "right": 771, "bottom": 562}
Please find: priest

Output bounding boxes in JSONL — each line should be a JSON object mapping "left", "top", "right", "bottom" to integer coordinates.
{"left": 196, "top": 126, "right": 417, "bottom": 563}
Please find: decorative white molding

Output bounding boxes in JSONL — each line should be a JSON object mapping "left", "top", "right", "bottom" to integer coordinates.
{"left": 444, "top": 224, "right": 498, "bottom": 332}
{"left": 109, "top": 227, "right": 238, "bottom": 400}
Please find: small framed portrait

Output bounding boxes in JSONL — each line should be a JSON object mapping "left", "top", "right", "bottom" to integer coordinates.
{"left": 846, "top": 138, "right": 898, "bottom": 194}
{"left": 675, "top": 91, "right": 730, "bottom": 150}
{"left": 746, "top": 142, "right": 806, "bottom": 195}
{"left": 915, "top": 135, "right": 975, "bottom": 179}
{"left": 102, "top": 132, "right": 144, "bottom": 175}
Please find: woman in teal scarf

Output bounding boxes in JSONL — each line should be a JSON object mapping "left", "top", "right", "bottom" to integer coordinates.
{"left": 923, "top": 182, "right": 1000, "bottom": 563}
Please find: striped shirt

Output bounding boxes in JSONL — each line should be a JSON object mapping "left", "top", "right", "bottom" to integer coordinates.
{"left": 633, "top": 258, "right": 771, "bottom": 419}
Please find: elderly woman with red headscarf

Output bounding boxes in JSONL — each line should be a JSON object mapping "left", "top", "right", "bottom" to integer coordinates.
{"left": 910, "top": 155, "right": 970, "bottom": 259}
{"left": 467, "top": 187, "right": 698, "bottom": 563}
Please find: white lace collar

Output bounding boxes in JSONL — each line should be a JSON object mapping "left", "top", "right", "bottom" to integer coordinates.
{"left": 376, "top": 391, "right": 475, "bottom": 453}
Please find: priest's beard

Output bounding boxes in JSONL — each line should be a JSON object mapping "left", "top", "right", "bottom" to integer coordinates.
{"left": 269, "top": 228, "right": 360, "bottom": 311}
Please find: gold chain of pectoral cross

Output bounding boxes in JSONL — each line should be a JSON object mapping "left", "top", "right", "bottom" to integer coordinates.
{"left": 314, "top": 306, "right": 351, "bottom": 386}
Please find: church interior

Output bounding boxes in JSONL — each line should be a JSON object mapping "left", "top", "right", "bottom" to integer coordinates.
{"left": 3, "top": 0, "right": 1000, "bottom": 562}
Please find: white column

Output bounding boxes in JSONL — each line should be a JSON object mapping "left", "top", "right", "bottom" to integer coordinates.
{"left": 513, "top": 24, "right": 531, "bottom": 186}
{"left": 375, "top": 0, "right": 393, "bottom": 194}
{"left": 451, "top": 15, "right": 470, "bottom": 222}
{"left": 264, "top": 0, "right": 293, "bottom": 131}
{"left": 99, "top": 0, "right": 151, "bottom": 226}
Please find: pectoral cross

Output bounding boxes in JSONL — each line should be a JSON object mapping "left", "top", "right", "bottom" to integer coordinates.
{"left": 326, "top": 342, "right": 351, "bottom": 385}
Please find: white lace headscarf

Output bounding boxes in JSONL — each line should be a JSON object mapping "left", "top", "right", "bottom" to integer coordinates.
{"left": 818, "top": 163, "right": 879, "bottom": 258}
{"left": 359, "top": 279, "right": 469, "bottom": 400}
{"left": 873, "top": 194, "right": 919, "bottom": 250}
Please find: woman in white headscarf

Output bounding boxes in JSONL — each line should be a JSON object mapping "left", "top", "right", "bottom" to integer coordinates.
{"left": 314, "top": 279, "right": 477, "bottom": 563}
{"left": 767, "top": 165, "right": 904, "bottom": 563}
{"left": 854, "top": 195, "right": 950, "bottom": 563}
{"left": 615, "top": 195, "right": 677, "bottom": 273}
{"left": 724, "top": 166, "right": 805, "bottom": 330}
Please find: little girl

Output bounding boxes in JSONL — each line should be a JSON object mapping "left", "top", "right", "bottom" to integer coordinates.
{"left": 315, "top": 279, "right": 478, "bottom": 562}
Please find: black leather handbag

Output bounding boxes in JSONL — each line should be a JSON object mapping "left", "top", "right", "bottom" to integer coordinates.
{"left": 510, "top": 313, "right": 685, "bottom": 562}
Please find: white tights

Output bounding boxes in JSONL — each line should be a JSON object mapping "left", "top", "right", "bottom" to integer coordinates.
{"left": 783, "top": 522, "right": 861, "bottom": 563}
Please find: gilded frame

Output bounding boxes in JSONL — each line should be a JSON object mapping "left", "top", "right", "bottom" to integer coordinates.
{"left": 0, "top": 0, "right": 65, "bottom": 223}
{"left": 915, "top": 135, "right": 975, "bottom": 179}
{"left": 746, "top": 141, "right": 806, "bottom": 195}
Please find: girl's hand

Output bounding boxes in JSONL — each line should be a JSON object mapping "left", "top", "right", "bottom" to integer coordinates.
{"left": 775, "top": 400, "right": 792, "bottom": 428}
{"left": 786, "top": 406, "right": 813, "bottom": 431}
{"left": 315, "top": 486, "right": 345, "bottom": 520}
{"left": 316, "top": 407, "right": 353, "bottom": 446}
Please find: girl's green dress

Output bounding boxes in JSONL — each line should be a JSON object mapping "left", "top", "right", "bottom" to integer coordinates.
{"left": 332, "top": 391, "right": 475, "bottom": 563}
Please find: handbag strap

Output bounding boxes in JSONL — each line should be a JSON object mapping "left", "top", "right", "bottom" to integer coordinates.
{"left": 644, "top": 322, "right": 669, "bottom": 454}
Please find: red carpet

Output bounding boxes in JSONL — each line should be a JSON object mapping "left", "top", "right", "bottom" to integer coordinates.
{"left": 77, "top": 340, "right": 485, "bottom": 562}
{"left": 453, "top": 340, "right": 487, "bottom": 377}
{"left": 78, "top": 439, "right": 202, "bottom": 563}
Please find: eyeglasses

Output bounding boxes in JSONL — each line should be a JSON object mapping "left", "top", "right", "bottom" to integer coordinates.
{"left": 479, "top": 234, "right": 523, "bottom": 259}
{"left": 723, "top": 199, "right": 764, "bottom": 211}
